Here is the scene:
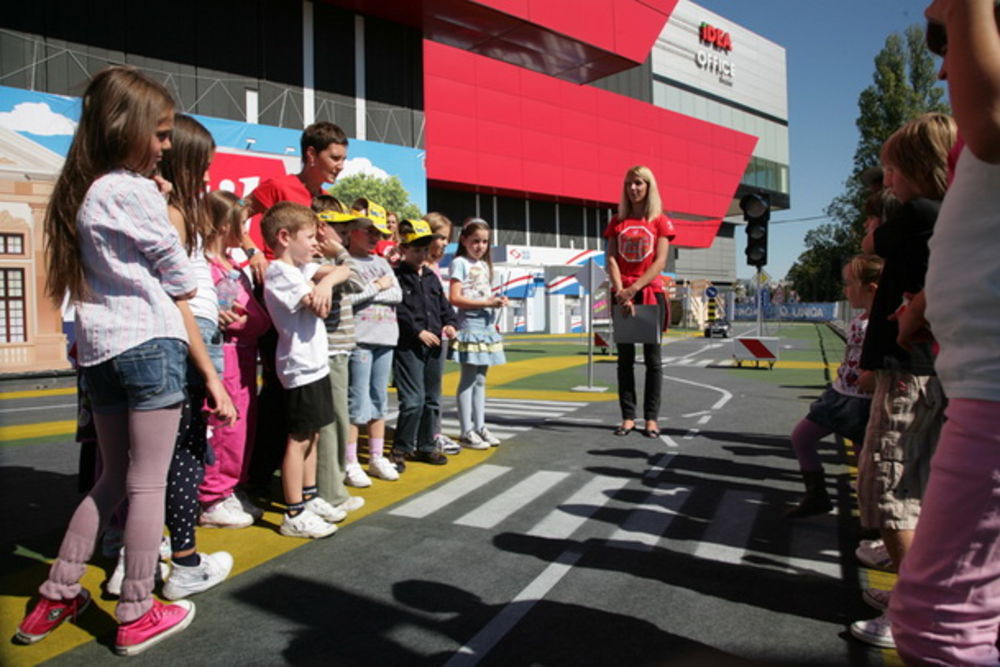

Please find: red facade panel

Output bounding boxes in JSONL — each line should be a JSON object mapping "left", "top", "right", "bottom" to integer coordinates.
{"left": 424, "top": 40, "right": 757, "bottom": 248}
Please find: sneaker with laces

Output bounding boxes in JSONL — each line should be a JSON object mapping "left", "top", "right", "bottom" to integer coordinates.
{"left": 199, "top": 496, "right": 253, "bottom": 529}
{"left": 435, "top": 433, "right": 461, "bottom": 455}
{"left": 161, "top": 551, "right": 234, "bottom": 600}
{"left": 478, "top": 426, "right": 501, "bottom": 446}
{"left": 335, "top": 495, "right": 365, "bottom": 513}
{"left": 862, "top": 587, "right": 891, "bottom": 612}
{"left": 232, "top": 489, "right": 265, "bottom": 521}
{"left": 280, "top": 509, "right": 337, "bottom": 539}
{"left": 369, "top": 456, "right": 400, "bottom": 481}
{"left": 850, "top": 613, "right": 896, "bottom": 648}
{"left": 460, "top": 430, "right": 490, "bottom": 450}
{"left": 106, "top": 546, "right": 171, "bottom": 597}
{"left": 344, "top": 462, "right": 372, "bottom": 488}
{"left": 115, "top": 599, "right": 195, "bottom": 656}
{"left": 389, "top": 449, "right": 408, "bottom": 474}
{"left": 15, "top": 590, "right": 91, "bottom": 644}
{"left": 856, "top": 539, "right": 895, "bottom": 571}
{"left": 304, "top": 497, "right": 348, "bottom": 523}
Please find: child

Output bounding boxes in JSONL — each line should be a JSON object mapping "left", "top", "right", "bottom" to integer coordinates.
{"left": 122, "top": 113, "right": 236, "bottom": 600}
{"left": 17, "top": 66, "right": 200, "bottom": 655}
{"left": 785, "top": 254, "right": 882, "bottom": 518}
{"left": 890, "top": 2, "right": 1000, "bottom": 661}
{"left": 199, "top": 191, "right": 272, "bottom": 526}
{"left": 311, "top": 195, "right": 366, "bottom": 513}
{"left": 391, "top": 220, "right": 458, "bottom": 466}
{"left": 449, "top": 218, "right": 507, "bottom": 450}
{"left": 849, "top": 112, "right": 956, "bottom": 649}
{"left": 424, "top": 212, "right": 461, "bottom": 455}
{"left": 261, "top": 202, "right": 352, "bottom": 538}
{"left": 344, "top": 206, "right": 402, "bottom": 486}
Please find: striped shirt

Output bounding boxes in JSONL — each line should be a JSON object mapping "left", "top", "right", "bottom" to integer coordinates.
{"left": 320, "top": 250, "right": 365, "bottom": 356}
{"left": 74, "top": 170, "right": 196, "bottom": 367}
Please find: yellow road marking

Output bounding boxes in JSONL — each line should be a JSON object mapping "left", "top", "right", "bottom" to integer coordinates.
{"left": 0, "top": 420, "right": 76, "bottom": 442}
{"left": 0, "top": 446, "right": 497, "bottom": 665}
{"left": 0, "top": 388, "right": 76, "bottom": 401}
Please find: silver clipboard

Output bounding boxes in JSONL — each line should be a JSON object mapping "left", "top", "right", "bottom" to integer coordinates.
{"left": 612, "top": 304, "right": 662, "bottom": 344}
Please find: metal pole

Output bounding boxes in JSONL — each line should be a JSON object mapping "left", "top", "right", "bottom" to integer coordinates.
{"left": 756, "top": 266, "right": 763, "bottom": 337}
{"left": 587, "top": 260, "right": 595, "bottom": 387}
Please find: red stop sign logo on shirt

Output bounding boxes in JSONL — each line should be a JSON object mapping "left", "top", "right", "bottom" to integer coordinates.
{"left": 618, "top": 225, "right": 655, "bottom": 263}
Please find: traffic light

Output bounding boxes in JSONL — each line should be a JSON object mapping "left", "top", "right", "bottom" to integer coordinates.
{"left": 741, "top": 192, "right": 770, "bottom": 268}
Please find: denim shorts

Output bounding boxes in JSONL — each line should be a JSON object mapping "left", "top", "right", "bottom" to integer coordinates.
{"left": 82, "top": 338, "right": 188, "bottom": 413}
{"left": 348, "top": 344, "right": 394, "bottom": 424}
{"left": 185, "top": 316, "right": 224, "bottom": 386}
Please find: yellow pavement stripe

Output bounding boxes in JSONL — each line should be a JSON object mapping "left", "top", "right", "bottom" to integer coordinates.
{"left": 0, "top": 387, "right": 76, "bottom": 401}
{"left": 0, "top": 446, "right": 497, "bottom": 665}
{"left": 0, "top": 420, "right": 76, "bottom": 442}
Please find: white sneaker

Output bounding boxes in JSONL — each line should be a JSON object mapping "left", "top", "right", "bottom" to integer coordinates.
{"left": 369, "top": 456, "right": 400, "bottom": 481}
{"left": 161, "top": 552, "right": 234, "bottom": 600}
{"left": 199, "top": 497, "right": 253, "bottom": 529}
{"left": 435, "top": 433, "right": 461, "bottom": 455}
{"left": 335, "top": 496, "right": 365, "bottom": 513}
{"left": 850, "top": 613, "right": 895, "bottom": 648}
{"left": 344, "top": 462, "right": 372, "bottom": 488}
{"left": 305, "top": 497, "right": 348, "bottom": 523}
{"left": 862, "top": 587, "right": 891, "bottom": 612}
{"left": 460, "top": 430, "right": 490, "bottom": 450}
{"left": 158, "top": 535, "right": 172, "bottom": 560}
{"left": 856, "top": 539, "right": 895, "bottom": 571}
{"left": 279, "top": 509, "right": 337, "bottom": 539}
{"left": 232, "top": 489, "right": 264, "bottom": 521}
{"left": 478, "top": 426, "right": 501, "bottom": 446}
{"left": 106, "top": 547, "right": 171, "bottom": 597}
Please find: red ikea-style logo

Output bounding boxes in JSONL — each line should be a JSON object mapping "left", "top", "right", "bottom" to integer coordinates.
{"left": 699, "top": 23, "right": 733, "bottom": 51}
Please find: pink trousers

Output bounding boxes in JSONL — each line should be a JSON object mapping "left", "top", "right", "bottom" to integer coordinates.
{"left": 199, "top": 343, "right": 258, "bottom": 505}
{"left": 890, "top": 398, "right": 1000, "bottom": 664}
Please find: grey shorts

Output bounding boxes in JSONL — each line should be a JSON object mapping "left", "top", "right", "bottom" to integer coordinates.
{"left": 806, "top": 386, "right": 871, "bottom": 445}
{"left": 857, "top": 371, "right": 946, "bottom": 530}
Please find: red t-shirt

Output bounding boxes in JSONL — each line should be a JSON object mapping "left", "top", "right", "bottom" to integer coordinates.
{"left": 248, "top": 174, "right": 313, "bottom": 259}
{"left": 603, "top": 213, "right": 676, "bottom": 295}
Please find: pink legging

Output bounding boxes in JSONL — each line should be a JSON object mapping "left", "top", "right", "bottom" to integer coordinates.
{"left": 890, "top": 398, "right": 1000, "bottom": 664}
{"left": 40, "top": 408, "right": 181, "bottom": 623}
{"left": 200, "top": 342, "right": 258, "bottom": 505}
{"left": 790, "top": 417, "right": 829, "bottom": 472}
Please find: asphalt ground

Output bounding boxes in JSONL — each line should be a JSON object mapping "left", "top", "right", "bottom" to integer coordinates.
{"left": 0, "top": 325, "right": 899, "bottom": 666}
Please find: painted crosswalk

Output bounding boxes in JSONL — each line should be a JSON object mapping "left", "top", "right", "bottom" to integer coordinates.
{"left": 387, "top": 398, "right": 587, "bottom": 444}
{"left": 389, "top": 457, "right": 840, "bottom": 580}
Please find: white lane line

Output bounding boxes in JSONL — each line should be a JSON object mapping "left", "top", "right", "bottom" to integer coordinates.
{"left": 697, "top": 415, "right": 712, "bottom": 425}
{"left": 683, "top": 428, "right": 700, "bottom": 439}
{"left": 644, "top": 452, "right": 676, "bottom": 479}
{"left": 486, "top": 399, "right": 586, "bottom": 407}
{"left": 389, "top": 464, "right": 511, "bottom": 518}
{"left": 681, "top": 410, "right": 710, "bottom": 418}
{"left": 663, "top": 374, "right": 733, "bottom": 411}
{"left": 455, "top": 471, "right": 570, "bottom": 529}
{"left": 692, "top": 489, "right": 762, "bottom": 564}
{"left": 526, "top": 475, "right": 630, "bottom": 539}
{"left": 445, "top": 549, "right": 585, "bottom": 667}
{"left": 440, "top": 419, "right": 530, "bottom": 433}
{"left": 485, "top": 408, "right": 567, "bottom": 417}
{"left": 554, "top": 417, "right": 605, "bottom": 425}
{"left": 693, "top": 359, "right": 713, "bottom": 367}
{"left": 659, "top": 434, "right": 680, "bottom": 448}
{"left": 609, "top": 483, "right": 690, "bottom": 550}
{"left": 0, "top": 402, "right": 77, "bottom": 414}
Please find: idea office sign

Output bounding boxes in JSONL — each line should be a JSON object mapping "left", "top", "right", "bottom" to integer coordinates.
{"left": 696, "top": 21, "right": 735, "bottom": 83}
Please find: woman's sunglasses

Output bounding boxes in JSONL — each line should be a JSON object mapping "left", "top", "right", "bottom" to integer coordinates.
{"left": 926, "top": 21, "right": 946, "bottom": 57}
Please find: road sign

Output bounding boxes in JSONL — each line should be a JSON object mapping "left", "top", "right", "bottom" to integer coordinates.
{"left": 574, "top": 259, "right": 606, "bottom": 294}
{"left": 733, "top": 336, "right": 780, "bottom": 369}
{"left": 705, "top": 285, "right": 718, "bottom": 298}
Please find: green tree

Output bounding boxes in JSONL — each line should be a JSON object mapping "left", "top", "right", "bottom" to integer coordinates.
{"left": 328, "top": 173, "right": 422, "bottom": 219}
{"left": 787, "top": 25, "right": 949, "bottom": 300}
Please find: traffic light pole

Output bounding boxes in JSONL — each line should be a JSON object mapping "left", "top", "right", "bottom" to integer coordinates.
{"left": 756, "top": 266, "right": 763, "bottom": 337}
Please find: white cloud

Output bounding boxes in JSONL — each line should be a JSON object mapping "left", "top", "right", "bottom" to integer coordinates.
{"left": 0, "top": 102, "right": 77, "bottom": 136}
{"left": 338, "top": 157, "right": 389, "bottom": 181}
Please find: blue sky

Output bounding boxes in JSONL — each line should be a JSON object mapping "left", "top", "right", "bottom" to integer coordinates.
{"left": 696, "top": 0, "right": 940, "bottom": 281}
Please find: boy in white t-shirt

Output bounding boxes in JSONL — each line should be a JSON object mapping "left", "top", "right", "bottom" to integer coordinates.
{"left": 262, "top": 203, "right": 352, "bottom": 539}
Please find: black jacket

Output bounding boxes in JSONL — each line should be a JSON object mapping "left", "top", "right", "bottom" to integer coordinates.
{"left": 394, "top": 262, "right": 457, "bottom": 349}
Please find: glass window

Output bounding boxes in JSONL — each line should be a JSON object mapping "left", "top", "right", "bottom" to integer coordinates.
{"left": 1, "top": 268, "right": 26, "bottom": 343}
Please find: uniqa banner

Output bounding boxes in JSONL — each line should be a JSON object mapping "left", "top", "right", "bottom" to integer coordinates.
{"left": 733, "top": 302, "right": 839, "bottom": 322}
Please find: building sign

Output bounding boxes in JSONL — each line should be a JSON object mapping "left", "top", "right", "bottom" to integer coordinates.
{"left": 696, "top": 21, "right": 735, "bottom": 83}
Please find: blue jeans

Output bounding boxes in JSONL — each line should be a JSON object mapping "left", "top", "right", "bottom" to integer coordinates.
{"left": 82, "top": 337, "right": 188, "bottom": 413}
{"left": 393, "top": 345, "right": 444, "bottom": 454}
{"left": 348, "top": 344, "right": 394, "bottom": 424}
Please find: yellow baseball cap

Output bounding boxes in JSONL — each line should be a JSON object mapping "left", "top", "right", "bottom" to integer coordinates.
{"left": 317, "top": 210, "right": 356, "bottom": 225}
{"left": 399, "top": 219, "right": 441, "bottom": 245}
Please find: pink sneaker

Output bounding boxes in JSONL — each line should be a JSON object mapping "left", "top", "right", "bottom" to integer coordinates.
{"left": 15, "top": 590, "right": 91, "bottom": 644}
{"left": 114, "top": 599, "right": 196, "bottom": 656}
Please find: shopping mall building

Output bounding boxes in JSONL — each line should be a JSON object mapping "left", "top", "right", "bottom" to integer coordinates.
{"left": 0, "top": 0, "right": 787, "bottom": 371}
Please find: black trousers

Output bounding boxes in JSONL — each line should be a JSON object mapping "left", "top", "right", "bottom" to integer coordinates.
{"left": 616, "top": 293, "right": 666, "bottom": 422}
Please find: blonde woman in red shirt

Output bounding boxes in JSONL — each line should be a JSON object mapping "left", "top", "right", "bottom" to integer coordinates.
{"left": 604, "top": 166, "right": 675, "bottom": 439}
